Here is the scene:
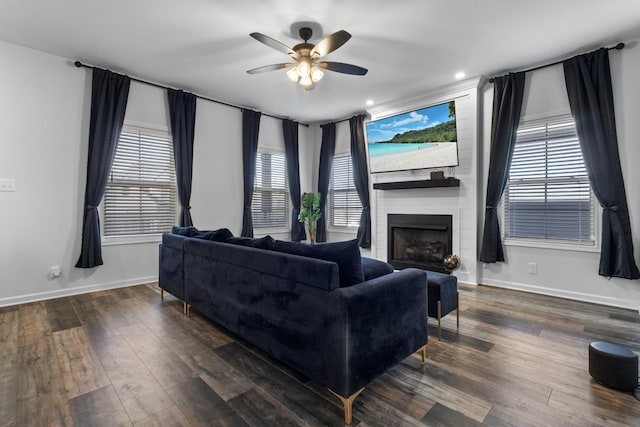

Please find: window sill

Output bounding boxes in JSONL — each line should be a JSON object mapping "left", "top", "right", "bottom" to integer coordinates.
{"left": 328, "top": 227, "right": 359, "bottom": 234}
{"left": 102, "top": 235, "right": 162, "bottom": 246}
{"left": 253, "top": 228, "right": 290, "bottom": 236}
{"left": 504, "top": 237, "right": 599, "bottom": 253}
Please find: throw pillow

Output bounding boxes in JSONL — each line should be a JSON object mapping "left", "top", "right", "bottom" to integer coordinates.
{"left": 226, "top": 235, "right": 276, "bottom": 250}
{"left": 274, "top": 239, "right": 364, "bottom": 287}
{"left": 172, "top": 226, "right": 199, "bottom": 237}
{"left": 195, "top": 228, "right": 234, "bottom": 242}
{"left": 361, "top": 257, "right": 394, "bottom": 281}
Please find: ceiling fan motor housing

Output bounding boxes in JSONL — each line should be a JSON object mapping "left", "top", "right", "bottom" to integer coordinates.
{"left": 299, "top": 27, "right": 313, "bottom": 42}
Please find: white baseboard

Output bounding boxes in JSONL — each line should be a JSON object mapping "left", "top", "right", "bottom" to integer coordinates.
{"left": 0, "top": 275, "right": 158, "bottom": 308}
{"left": 481, "top": 278, "right": 636, "bottom": 310}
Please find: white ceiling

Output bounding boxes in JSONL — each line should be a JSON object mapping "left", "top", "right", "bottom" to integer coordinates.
{"left": 2, "top": 0, "right": 640, "bottom": 123}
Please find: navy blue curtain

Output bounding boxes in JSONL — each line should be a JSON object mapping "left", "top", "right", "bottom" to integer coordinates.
{"left": 349, "top": 115, "right": 371, "bottom": 248}
{"left": 167, "top": 89, "right": 197, "bottom": 227}
{"left": 241, "top": 109, "right": 261, "bottom": 237}
{"left": 563, "top": 49, "right": 640, "bottom": 279}
{"left": 479, "top": 72, "right": 526, "bottom": 263}
{"left": 76, "top": 68, "right": 130, "bottom": 268}
{"left": 316, "top": 122, "right": 336, "bottom": 243}
{"left": 283, "top": 119, "right": 306, "bottom": 241}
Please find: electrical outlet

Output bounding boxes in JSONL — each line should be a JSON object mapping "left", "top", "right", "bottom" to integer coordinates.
{"left": 528, "top": 262, "right": 538, "bottom": 274}
{"left": 49, "top": 266, "right": 61, "bottom": 279}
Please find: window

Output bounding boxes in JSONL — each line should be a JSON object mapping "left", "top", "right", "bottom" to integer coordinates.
{"left": 252, "top": 150, "right": 289, "bottom": 229}
{"left": 103, "top": 126, "right": 177, "bottom": 238}
{"left": 329, "top": 154, "right": 362, "bottom": 228}
{"left": 503, "top": 115, "right": 595, "bottom": 245}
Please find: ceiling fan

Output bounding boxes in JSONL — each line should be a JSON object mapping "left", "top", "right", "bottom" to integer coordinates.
{"left": 247, "top": 27, "right": 368, "bottom": 90}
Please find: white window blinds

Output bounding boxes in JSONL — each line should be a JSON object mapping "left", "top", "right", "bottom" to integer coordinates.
{"left": 329, "top": 154, "right": 362, "bottom": 228}
{"left": 504, "top": 115, "right": 594, "bottom": 243}
{"left": 252, "top": 151, "right": 289, "bottom": 229}
{"left": 103, "top": 127, "right": 177, "bottom": 237}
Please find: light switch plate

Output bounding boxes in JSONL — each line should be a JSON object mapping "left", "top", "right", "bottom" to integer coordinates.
{"left": 0, "top": 179, "right": 16, "bottom": 192}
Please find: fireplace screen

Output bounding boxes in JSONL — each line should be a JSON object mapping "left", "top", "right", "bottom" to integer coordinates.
{"left": 387, "top": 214, "right": 452, "bottom": 273}
{"left": 393, "top": 227, "right": 448, "bottom": 264}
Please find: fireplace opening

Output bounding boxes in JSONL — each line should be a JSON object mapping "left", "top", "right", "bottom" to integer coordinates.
{"left": 388, "top": 214, "right": 452, "bottom": 273}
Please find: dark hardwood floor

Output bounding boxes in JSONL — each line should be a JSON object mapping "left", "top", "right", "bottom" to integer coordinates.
{"left": 1, "top": 282, "right": 639, "bottom": 426}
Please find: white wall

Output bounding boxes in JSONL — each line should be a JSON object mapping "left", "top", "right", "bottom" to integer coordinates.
{"left": 5, "top": 35, "right": 639, "bottom": 310}
{"left": 0, "top": 40, "right": 160, "bottom": 305}
{"left": 0, "top": 39, "right": 311, "bottom": 306}
{"left": 479, "top": 40, "right": 640, "bottom": 310}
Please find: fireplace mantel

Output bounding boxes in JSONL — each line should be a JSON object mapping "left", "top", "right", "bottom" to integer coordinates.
{"left": 373, "top": 177, "right": 460, "bottom": 190}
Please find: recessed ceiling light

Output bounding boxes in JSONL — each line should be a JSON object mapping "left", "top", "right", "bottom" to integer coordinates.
{"left": 454, "top": 71, "right": 466, "bottom": 80}
{"left": 366, "top": 99, "right": 374, "bottom": 106}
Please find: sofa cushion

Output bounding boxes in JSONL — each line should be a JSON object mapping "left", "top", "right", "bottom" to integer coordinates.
{"left": 274, "top": 239, "right": 364, "bottom": 287}
{"left": 226, "top": 235, "right": 276, "bottom": 250}
{"left": 361, "top": 257, "right": 394, "bottom": 281}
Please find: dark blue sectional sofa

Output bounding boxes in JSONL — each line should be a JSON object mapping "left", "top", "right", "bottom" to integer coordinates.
{"left": 158, "top": 230, "right": 428, "bottom": 424}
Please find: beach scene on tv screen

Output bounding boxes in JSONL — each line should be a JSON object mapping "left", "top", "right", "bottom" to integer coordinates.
{"left": 366, "top": 101, "right": 458, "bottom": 173}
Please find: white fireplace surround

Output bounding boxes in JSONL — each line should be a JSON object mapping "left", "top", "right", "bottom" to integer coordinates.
{"left": 367, "top": 78, "right": 482, "bottom": 285}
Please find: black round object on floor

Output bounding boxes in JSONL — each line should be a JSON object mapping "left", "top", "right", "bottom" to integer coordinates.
{"left": 589, "top": 341, "right": 638, "bottom": 392}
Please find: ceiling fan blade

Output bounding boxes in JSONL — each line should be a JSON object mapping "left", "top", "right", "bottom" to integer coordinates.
{"left": 246, "top": 63, "right": 294, "bottom": 74}
{"left": 250, "top": 32, "right": 296, "bottom": 56}
{"left": 310, "top": 30, "right": 352, "bottom": 58}
{"left": 318, "top": 61, "right": 368, "bottom": 76}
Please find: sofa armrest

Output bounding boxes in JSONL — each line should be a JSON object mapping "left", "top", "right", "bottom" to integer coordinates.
{"left": 162, "top": 232, "right": 187, "bottom": 250}
{"left": 159, "top": 233, "right": 187, "bottom": 300}
{"left": 325, "top": 268, "right": 428, "bottom": 397}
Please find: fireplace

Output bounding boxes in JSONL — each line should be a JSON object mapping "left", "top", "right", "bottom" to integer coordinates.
{"left": 388, "top": 214, "right": 452, "bottom": 273}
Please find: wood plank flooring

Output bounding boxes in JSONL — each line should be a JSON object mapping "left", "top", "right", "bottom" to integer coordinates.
{"left": 1, "top": 282, "right": 639, "bottom": 426}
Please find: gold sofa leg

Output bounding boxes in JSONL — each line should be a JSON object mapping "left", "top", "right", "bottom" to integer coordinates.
{"left": 437, "top": 300, "right": 442, "bottom": 340}
{"left": 420, "top": 345, "right": 427, "bottom": 363}
{"left": 183, "top": 302, "right": 191, "bottom": 316}
{"left": 456, "top": 291, "right": 460, "bottom": 329}
{"left": 329, "top": 387, "right": 365, "bottom": 425}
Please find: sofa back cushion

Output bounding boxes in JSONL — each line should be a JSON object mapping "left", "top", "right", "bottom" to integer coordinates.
{"left": 274, "top": 239, "right": 364, "bottom": 287}
{"left": 184, "top": 238, "right": 340, "bottom": 292}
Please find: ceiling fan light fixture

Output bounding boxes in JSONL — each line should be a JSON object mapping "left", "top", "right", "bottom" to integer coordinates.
{"left": 299, "top": 75, "right": 313, "bottom": 87}
{"left": 287, "top": 67, "right": 299, "bottom": 82}
{"left": 310, "top": 66, "right": 324, "bottom": 83}
{"left": 297, "top": 60, "right": 311, "bottom": 77}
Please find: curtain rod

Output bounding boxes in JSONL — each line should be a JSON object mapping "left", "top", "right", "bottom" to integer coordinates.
{"left": 488, "top": 42, "right": 625, "bottom": 84}
{"left": 321, "top": 111, "right": 370, "bottom": 127}
{"left": 74, "top": 61, "right": 309, "bottom": 127}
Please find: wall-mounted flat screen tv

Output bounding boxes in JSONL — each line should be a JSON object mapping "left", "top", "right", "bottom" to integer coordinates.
{"left": 366, "top": 100, "right": 458, "bottom": 173}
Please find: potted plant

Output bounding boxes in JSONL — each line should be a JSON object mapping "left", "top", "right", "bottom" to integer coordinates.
{"left": 298, "top": 192, "right": 322, "bottom": 243}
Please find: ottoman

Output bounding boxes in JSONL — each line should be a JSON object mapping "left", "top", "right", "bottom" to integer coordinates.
{"left": 426, "top": 271, "right": 459, "bottom": 340}
{"left": 589, "top": 341, "right": 638, "bottom": 392}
